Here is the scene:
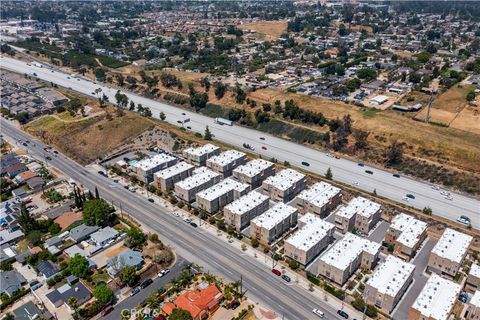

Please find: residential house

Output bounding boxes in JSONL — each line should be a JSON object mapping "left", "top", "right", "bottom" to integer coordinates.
{"left": 0, "top": 270, "right": 27, "bottom": 296}
{"left": 37, "top": 260, "right": 61, "bottom": 280}
{"left": 106, "top": 248, "right": 144, "bottom": 276}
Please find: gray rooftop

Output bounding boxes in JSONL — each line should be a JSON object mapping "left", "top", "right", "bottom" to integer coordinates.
{"left": 69, "top": 224, "right": 100, "bottom": 242}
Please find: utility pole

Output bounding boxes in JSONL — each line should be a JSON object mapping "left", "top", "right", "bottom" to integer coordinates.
{"left": 425, "top": 90, "right": 433, "bottom": 123}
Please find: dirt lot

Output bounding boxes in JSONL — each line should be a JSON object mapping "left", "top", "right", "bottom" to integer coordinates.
{"left": 239, "top": 20, "right": 288, "bottom": 40}
{"left": 450, "top": 104, "right": 480, "bottom": 135}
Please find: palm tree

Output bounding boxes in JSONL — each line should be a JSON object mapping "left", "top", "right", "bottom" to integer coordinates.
{"left": 67, "top": 297, "right": 78, "bottom": 315}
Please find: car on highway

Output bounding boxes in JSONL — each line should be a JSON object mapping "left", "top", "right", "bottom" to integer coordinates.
{"left": 406, "top": 193, "right": 415, "bottom": 199}
{"left": 46, "top": 156, "right": 52, "bottom": 161}
{"left": 445, "top": 195, "right": 453, "bottom": 201}
{"left": 365, "top": 170, "right": 373, "bottom": 174}
{"left": 259, "top": 137, "right": 265, "bottom": 140}
{"left": 141, "top": 279, "right": 153, "bottom": 289}
{"left": 301, "top": 161, "right": 310, "bottom": 166}
{"left": 262, "top": 146, "right": 267, "bottom": 150}
{"left": 147, "top": 198, "right": 154, "bottom": 203}
{"left": 177, "top": 120, "right": 182, "bottom": 124}
{"left": 312, "top": 308, "right": 325, "bottom": 318}
{"left": 431, "top": 185, "right": 440, "bottom": 190}
{"left": 393, "top": 173, "right": 400, "bottom": 178}
{"left": 98, "top": 170, "right": 105, "bottom": 176}
{"left": 440, "top": 191, "right": 450, "bottom": 196}
{"left": 271, "top": 269, "right": 281, "bottom": 276}
{"left": 281, "top": 275, "right": 291, "bottom": 282}
{"left": 337, "top": 310, "right": 349, "bottom": 319}
{"left": 190, "top": 222, "right": 198, "bottom": 228}
{"left": 357, "top": 163, "right": 364, "bottom": 167}
{"left": 130, "top": 287, "right": 140, "bottom": 296}
{"left": 457, "top": 215, "right": 471, "bottom": 226}
{"left": 183, "top": 218, "right": 192, "bottom": 223}
{"left": 187, "top": 126, "right": 191, "bottom": 129}
{"left": 181, "top": 112, "right": 186, "bottom": 115}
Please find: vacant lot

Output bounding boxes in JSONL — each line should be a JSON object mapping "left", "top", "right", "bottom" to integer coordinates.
{"left": 450, "top": 105, "right": 480, "bottom": 135}
{"left": 239, "top": 20, "right": 288, "bottom": 40}
{"left": 25, "top": 106, "right": 154, "bottom": 164}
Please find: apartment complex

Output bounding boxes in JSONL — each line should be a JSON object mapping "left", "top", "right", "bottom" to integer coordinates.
{"left": 183, "top": 144, "right": 220, "bottom": 165}
{"left": 174, "top": 167, "right": 221, "bottom": 203}
{"left": 223, "top": 191, "right": 270, "bottom": 232}
{"left": 464, "top": 290, "right": 480, "bottom": 320}
{"left": 317, "top": 233, "right": 381, "bottom": 285}
{"left": 232, "top": 159, "right": 275, "bottom": 187}
{"left": 130, "top": 154, "right": 178, "bottom": 183}
{"left": 154, "top": 161, "right": 194, "bottom": 191}
{"left": 294, "top": 182, "right": 342, "bottom": 217}
{"left": 206, "top": 150, "right": 247, "bottom": 177}
{"left": 364, "top": 255, "right": 415, "bottom": 314}
{"left": 384, "top": 213, "right": 427, "bottom": 261}
{"left": 261, "top": 169, "right": 307, "bottom": 203}
{"left": 408, "top": 274, "right": 462, "bottom": 320}
{"left": 334, "top": 196, "right": 381, "bottom": 234}
{"left": 250, "top": 203, "right": 298, "bottom": 245}
{"left": 467, "top": 264, "right": 480, "bottom": 290}
{"left": 196, "top": 178, "right": 250, "bottom": 213}
{"left": 284, "top": 213, "right": 335, "bottom": 265}
{"left": 428, "top": 228, "right": 472, "bottom": 277}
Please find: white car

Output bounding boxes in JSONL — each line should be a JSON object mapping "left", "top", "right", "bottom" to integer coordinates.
{"left": 457, "top": 216, "right": 471, "bottom": 226}
{"left": 158, "top": 268, "right": 170, "bottom": 278}
{"left": 431, "top": 185, "right": 439, "bottom": 190}
{"left": 183, "top": 218, "right": 192, "bottom": 223}
{"left": 445, "top": 195, "right": 453, "bottom": 201}
{"left": 173, "top": 211, "right": 180, "bottom": 217}
{"left": 312, "top": 308, "right": 325, "bottom": 318}
{"left": 440, "top": 191, "right": 450, "bottom": 196}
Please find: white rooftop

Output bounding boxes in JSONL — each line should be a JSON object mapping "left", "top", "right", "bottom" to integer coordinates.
{"left": 470, "top": 291, "right": 480, "bottom": 308}
{"left": 390, "top": 213, "right": 427, "bottom": 249}
{"left": 431, "top": 228, "right": 472, "bottom": 264}
{"left": 285, "top": 215, "right": 334, "bottom": 251}
{"left": 263, "top": 169, "right": 305, "bottom": 191}
{"left": 196, "top": 178, "right": 249, "bottom": 201}
{"left": 175, "top": 167, "right": 220, "bottom": 190}
{"left": 207, "top": 150, "right": 246, "bottom": 167}
{"left": 412, "top": 273, "right": 462, "bottom": 320}
{"left": 296, "top": 182, "right": 341, "bottom": 208}
{"left": 470, "top": 263, "right": 480, "bottom": 279}
{"left": 224, "top": 191, "right": 269, "bottom": 216}
{"left": 184, "top": 143, "right": 219, "bottom": 157}
{"left": 131, "top": 154, "right": 176, "bottom": 171}
{"left": 336, "top": 196, "right": 381, "bottom": 220}
{"left": 320, "top": 233, "right": 381, "bottom": 271}
{"left": 154, "top": 161, "right": 194, "bottom": 179}
{"left": 233, "top": 159, "right": 274, "bottom": 178}
{"left": 366, "top": 255, "right": 415, "bottom": 297}
{"left": 251, "top": 203, "right": 297, "bottom": 230}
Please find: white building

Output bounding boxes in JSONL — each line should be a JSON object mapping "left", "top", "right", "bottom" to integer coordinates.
{"left": 468, "top": 263, "right": 480, "bottom": 289}
{"left": 428, "top": 228, "right": 472, "bottom": 277}
{"left": 224, "top": 191, "right": 270, "bottom": 232}
{"left": 174, "top": 167, "right": 221, "bottom": 203}
{"left": 334, "top": 196, "right": 381, "bottom": 234}
{"left": 261, "top": 169, "right": 307, "bottom": 202}
{"left": 370, "top": 94, "right": 389, "bottom": 105}
{"left": 364, "top": 255, "right": 415, "bottom": 313}
{"left": 317, "top": 233, "right": 381, "bottom": 285}
{"left": 183, "top": 144, "right": 220, "bottom": 165}
{"left": 206, "top": 150, "right": 247, "bottom": 177}
{"left": 196, "top": 178, "right": 250, "bottom": 213}
{"left": 294, "top": 182, "right": 342, "bottom": 217}
{"left": 154, "top": 161, "right": 194, "bottom": 191}
{"left": 408, "top": 274, "right": 462, "bottom": 320}
{"left": 250, "top": 203, "right": 298, "bottom": 245}
{"left": 232, "top": 159, "right": 276, "bottom": 187}
{"left": 130, "top": 154, "right": 178, "bottom": 183}
{"left": 284, "top": 213, "right": 335, "bottom": 265}
{"left": 385, "top": 213, "right": 427, "bottom": 260}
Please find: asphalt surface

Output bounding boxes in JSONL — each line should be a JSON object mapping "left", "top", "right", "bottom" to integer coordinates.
{"left": 103, "top": 257, "right": 188, "bottom": 320}
{"left": 1, "top": 56, "right": 478, "bottom": 229}
{"left": 1, "top": 119, "right": 345, "bottom": 320}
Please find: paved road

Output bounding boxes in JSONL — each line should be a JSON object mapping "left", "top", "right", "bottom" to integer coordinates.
{"left": 103, "top": 257, "right": 188, "bottom": 320}
{"left": 1, "top": 120, "right": 347, "bottom": 320}
{"left": 1, "top": 56, "right": 478, "bottom": 229}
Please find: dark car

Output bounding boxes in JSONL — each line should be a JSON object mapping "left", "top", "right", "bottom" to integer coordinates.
{"left": 406, "top": 193, "right": 415, "bottom": 199}
{"left": 259, "top": 137, "right": 265, "bottom": 140}
{"left": 53, "top": 150, "right": 58, "bottom": 154}
{"left": 281, "top": 275, "right": 291, "bottom": 282}
{"left": 357, "top": 163, "right": 364, "bottom": 167}
{"left": 141, "top": 279, "right": 153, "bottom": 289}
{"left": 148, "top": 198, "right": 154, "bottom": 203}
{"left": 230, "top": 300, "right": 240, "bottom": 310}
{"left": 101, "top": 306, "right": 114, "bottom": 316}
{"left": 46, "top": 156, "right": 52, "bottom": 161}
{"left": 98, "top": 171, "right": 105, "bottom": 176}
{"left": 187, "top": 126, "right": 191, "bottom": 130}
{"left": 190, "top": 222, "right": 198, "bottom": 228}
{"left": 393, "top": 173, "right": 400, "bottom": 178}
{"left": 181, "top": 112, "right": 186, "bottom": 115}
{"left": 337, "top": 310, "right": 349, "bottom": 319}
{"left": 365, "top": 170, "right": 373, "bottom": 174}
{"left": 301, "top": 161, "right": 310, "bottom": 166}
{"left": 130, "top": 287, "right": 140, "bottom": 296}
{"left": 272, "top": 269, "right": 281, "bottom": 276}
{"left": 177, "top": 120, "right": 182, "bottom": 124}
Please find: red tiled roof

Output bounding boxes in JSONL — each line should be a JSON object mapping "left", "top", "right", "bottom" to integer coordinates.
{"left": 54, "top": 211, "right": 83, "bottom": 230}
{"left": 18, "top": 170, "right": 37, "bottom": 181}
{"left": 163, "top": 285, "right": 223, "bottom": 319}
{"left": 161, "top": 302, "right": 176, "bottom": 315}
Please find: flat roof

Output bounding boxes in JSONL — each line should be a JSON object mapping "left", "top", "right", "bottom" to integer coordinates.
{"left": 175, "top": 167, "right": 220, "bottom": 190}
{"left": 296, "top": 182, "right": 341, "bottom": 208}
{"left": 431, "top": 228, "right": 472, "bottom": 263}
{"left": 184, "top": 143, "right": 219, "bottom": 157}
{"left": 391, "top": 213, "right": 427, "bottom": 248}
{"left": 154, "top": 161, "right": 194, "bottom": 179}
{"left": 470, "top": 290, "right": 480, "bottom": 308}
{"left": 251, "top": 203, "right": 297, "bottom": 230}
{"left": 412, "top": 273, "right": 462, "bottom": 320}
{"left": 320, "top": 233, "right": 381, "bottom": 271}
{"left": 224, "top": 191, "right": 269, "bottom": 216}
{"left": 130, "top": 153, "right": 176, "bottom": 171}
{"left": 207, "top": 150, "right": 246, "bottom": 167}
{"left": 263, "top": 169, "right": 305, "bottom": 191}
{"left": 285, "top": 215, "right": 334, "bottom": 251}
{"left": 366, "top": 255, "right": 415, "bottom": 297}
{"left": 196, "top": 178, "right": 250, "bottom": 201}
{"left": 470, "top": 263, "right": 480, "bottom": 279}
{"left": 233, "top": 159, "right": 275, "bottom": 178}
{"left": 336, "top": 196, "right": 380, "bottom": 219}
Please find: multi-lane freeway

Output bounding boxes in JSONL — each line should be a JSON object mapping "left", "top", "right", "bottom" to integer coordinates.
{"left": 1, "top": 119, "right": 346, "bottom": 320}
{"left": 1, "top": 56, "right": 478, "bottom": 228}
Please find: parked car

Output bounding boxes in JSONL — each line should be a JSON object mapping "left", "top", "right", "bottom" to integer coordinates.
{"left": 101, "top": 306, "right": 114, "bottom": 316}
{"left": 158, "top": 269, "right": 170, "bottom": 278}
{"left": 141, "top": 279, "right": 153, "bottom": 289}
{"left": 271, "top": 269, "right": 281, "bottom": 276}
{"left": 312, "top": 308, "right": 325, "bottom": 318}
{"left": 459, "top": 292, "right": 469, "bottom": 303}
{"left": 301, "top": 161, "right": 310, "bottom": 166}
{"left": 130, "top": 287, "right": 140, "bottom": 296}
{"left": 281, "top": 275, "right": 291, "bottom": 282}
{"left": 365, "top": 170, "right": 373, "bottom": 174}
{"left": 337, "top": 310, "right": 349, "bottom": 319}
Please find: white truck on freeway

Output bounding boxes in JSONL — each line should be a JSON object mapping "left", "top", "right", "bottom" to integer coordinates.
{"left": 214, "top": 117, "right": 233, "bottom": 126}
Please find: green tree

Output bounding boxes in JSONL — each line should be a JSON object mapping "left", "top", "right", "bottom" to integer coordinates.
{"left": 204, "top": 126, "right": 212, "bottom": 140}
{"left": 119, "top": 266, "right": 137, "bottom": 287}
{"left": 82, "top": 198, "right": 114, "bottom": 226}
{"left": 17, "top": 204, "right": 38, "bottom": 232}
{"left": 325, "top": 167, "right": 333, "bottom": 180}
{"left": 69, "top": 254, "right": 90, "bottom": 278}
{"left": 467, "top": 90, "right": 476, "bottom": 102}
{"left": 125, "top": 227, "right": 146, "bottom": 249}
{"left": 93, "top": 284, "right": 114, "bottom": 305}
{"left": 384, "top": 139, "right": 403, "bottom": 165}
{"left": 214, "top": 82, "right": 227, "bottom": 99}
{"left": 159, "top": 112, "right": 166, "bottom": 121}
{"left": 423, "top": 207, "right": 432, "bottom": 215}
{"left": 170, "top": 308, "right": 192, "bottom": 320}
{"left": 67, "top": 297, "right": 78, "bottom": 310}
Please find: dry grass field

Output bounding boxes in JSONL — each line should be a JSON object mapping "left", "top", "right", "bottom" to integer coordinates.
{"left": 450, "top": 105, "right": 480, "bottom": 135}
{"left": 239, "top": 20, "right": 288, "bottom": 40}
